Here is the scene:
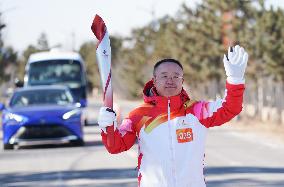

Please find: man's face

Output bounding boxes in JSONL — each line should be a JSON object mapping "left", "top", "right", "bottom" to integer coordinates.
{"left": 153, "top": 62, "right": 184, "bottom": 97}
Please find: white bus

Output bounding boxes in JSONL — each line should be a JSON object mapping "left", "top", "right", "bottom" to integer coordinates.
{"left": 24, "top": 50, "right": 88, "bottom": 107}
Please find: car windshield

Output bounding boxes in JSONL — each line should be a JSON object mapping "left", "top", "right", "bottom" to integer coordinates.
{"left": 28, "top": 60, "right": 82, "bottom": 86}
{"left": 10, "top": 89, "right": 74, "bottom": 107}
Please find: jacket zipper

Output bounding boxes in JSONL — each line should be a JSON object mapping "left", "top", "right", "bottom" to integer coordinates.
{"left": 167, "top": 98, "right": 177, "bottom": 187}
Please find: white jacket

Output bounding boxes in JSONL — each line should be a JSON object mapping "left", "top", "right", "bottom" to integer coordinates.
{"left": 101, "top": 80, "right": 245, "bottom": 187}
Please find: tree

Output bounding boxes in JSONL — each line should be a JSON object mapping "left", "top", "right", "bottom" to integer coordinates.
{"left": 0, "top": 12, "right": 17, "bottom": 84}
{"left": 0, "top": 12, "right": 6, "bottom": 83}
{"left": 78, "top": 36, "right": 126, "bottom": 95}
{"left": 16, "top": 45, "right": 39, "bottom": 80}
{"left": 252, "top": 6, "right": 284, "bottom": 80}
{"left": 79, "top": 41, "right": 100, "bottom": 90}
{"left": 0, "top": 12, "right": 5, "bottom": 48}
{"left": 113, "top": 0, "right": 263, "bottom": 97}
{"left": 16, "top": 33, "right": 51, "bottom": 80}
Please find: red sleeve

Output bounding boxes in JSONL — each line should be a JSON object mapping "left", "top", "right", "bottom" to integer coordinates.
{"left": 101, "top": 103, "right": 154, "bottom": 154}
{"left": 101, "top": 117, "right": 137, "bottom": 154}
{"left": 194, "top": 82, "right": 245, "bottom": 128}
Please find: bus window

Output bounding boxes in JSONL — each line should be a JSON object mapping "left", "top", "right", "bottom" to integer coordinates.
{"left": 28, "top": 60, "right": 82, "bottom": 86}
{"left": 24, "top": 51, "right": 88, "bottom": 107}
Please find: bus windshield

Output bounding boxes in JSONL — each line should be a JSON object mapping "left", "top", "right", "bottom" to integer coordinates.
{"left": 28, "top": 60, "right": 83, "bottom": 87}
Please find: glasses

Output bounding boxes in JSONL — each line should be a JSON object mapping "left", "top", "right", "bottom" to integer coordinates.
{"left": 155, "top": 75, "right": 183, "bottom": 81}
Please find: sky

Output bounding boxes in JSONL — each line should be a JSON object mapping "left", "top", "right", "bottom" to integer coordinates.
{"left": 1, "top": 0, "right": 284, "bottom": 53}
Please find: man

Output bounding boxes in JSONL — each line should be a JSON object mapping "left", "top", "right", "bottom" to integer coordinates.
{"left": 98, "top": 45, "right": 248, "bottom": 187}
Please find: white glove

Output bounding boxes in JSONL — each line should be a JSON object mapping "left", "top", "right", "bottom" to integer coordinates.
{"left": 223, "top": 45, "right": 248, "bottom": 84}
{"left": 98, "top": 107, "right": 117, "bottom": 132}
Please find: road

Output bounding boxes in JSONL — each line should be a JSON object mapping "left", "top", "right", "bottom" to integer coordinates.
{"left": 0, "top": 125, "right": 137, "bottom": 187}
{"left": 0, "top": 100, "right": 284, "bottom": 187}
{"left": 205, "top": 125, "right": 284, "bottom": 186}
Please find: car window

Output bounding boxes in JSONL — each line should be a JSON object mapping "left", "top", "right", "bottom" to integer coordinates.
{"left": 10, "top": 89, "right": 74, "bottom": 107}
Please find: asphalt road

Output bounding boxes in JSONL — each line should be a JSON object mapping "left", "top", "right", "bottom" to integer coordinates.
{"left": 0, "top": 125, "right": 137, "bottom": 187}
{"left": 1, "top": 100, "right": 284, "bottom": 187}
{"left": 205, "top": 125, "right": 284, "bottom": 187}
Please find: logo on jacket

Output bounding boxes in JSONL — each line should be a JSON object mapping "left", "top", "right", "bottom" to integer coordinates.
{"left": 176, "top": 128, "right": 193, "bottom": 143}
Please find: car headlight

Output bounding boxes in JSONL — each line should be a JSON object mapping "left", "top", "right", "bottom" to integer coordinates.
{"left": 62, "top": 109, "right": 81, "bottom": 120}
{"left": 4, "top": 113, "right": 27, "bottom": 125}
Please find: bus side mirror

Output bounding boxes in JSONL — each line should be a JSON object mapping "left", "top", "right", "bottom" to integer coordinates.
{"left": 15, "top": 78, "right": 24, "bottom": 87}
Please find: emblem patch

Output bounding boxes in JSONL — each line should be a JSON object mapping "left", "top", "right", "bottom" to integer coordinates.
{"left": 176, "top": 128, "right": 193, "bottom": 143}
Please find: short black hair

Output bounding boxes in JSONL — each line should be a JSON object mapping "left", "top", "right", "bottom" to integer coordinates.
{"left": 153, "top": 58, "right": 183, "bottom": 75}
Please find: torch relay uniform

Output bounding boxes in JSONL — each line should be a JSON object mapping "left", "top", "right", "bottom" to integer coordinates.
{"left": 100, "top": 79, "right": 245, "bottom": 187}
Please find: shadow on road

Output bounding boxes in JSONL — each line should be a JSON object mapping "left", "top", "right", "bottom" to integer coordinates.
{"left": 207, "top": 178, "right": 284, "bottom": 187}
{"left": 0, "top": 168, "right": 137, "bottom": 187}
{"left": 14, "top": 140, "right": 105, "bottom": 149}
{"left": 205, "top": 166, "right": 284, "bottom": 187}
{"left": 84, "top": 140, "right": 104, "bottom": 147}
{"left": 17, "top": 144, "right": 82, "bottom": 150}
{"left": 1, "top": 166, "right": 284, "bottom": 186}
{"left": 206, "top": 166, "right": 284, "bottom": 174}
{"left": 3, "top": 139, "right": 105, "bottom": 150}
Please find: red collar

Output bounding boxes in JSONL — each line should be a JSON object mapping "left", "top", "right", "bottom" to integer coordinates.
{"left": 143, "top": 80, "right": 190, "bottom": 110}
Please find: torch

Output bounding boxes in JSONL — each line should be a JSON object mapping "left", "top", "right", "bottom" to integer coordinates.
{"left": 91, "top": 15, "right": 114, "bottom": 147}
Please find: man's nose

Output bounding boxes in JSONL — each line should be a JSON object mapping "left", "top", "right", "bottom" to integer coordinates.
{"left": 166, "top": 77, "right": 174, "bottom": 83}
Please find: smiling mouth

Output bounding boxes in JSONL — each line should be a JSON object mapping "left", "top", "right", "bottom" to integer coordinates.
{"left": 165, "top": 87, "right": 176, "bottom": 89}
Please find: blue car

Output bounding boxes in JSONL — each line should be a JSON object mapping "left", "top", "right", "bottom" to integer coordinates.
{"left": 0, "top": 85, "right": 84, "bottom": 150}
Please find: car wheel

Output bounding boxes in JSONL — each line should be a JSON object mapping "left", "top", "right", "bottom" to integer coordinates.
{"left": 3, "top": 143, "right": 14, "bottom": 150}
{"left": 70, "top": 139, "right": 84, "bottom": 147}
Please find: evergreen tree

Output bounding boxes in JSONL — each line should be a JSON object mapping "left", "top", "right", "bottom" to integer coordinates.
{"left": 78, "top": 41, "right": 100, "bottom": 90}
{"left": 16, "top": 33, "right": 51, "bottom": 81}
{"left": 0, "top": 13, "right": 17, "bottom": 84}
{"left": 252, "top": 6, "right": 284, "bottom": 80}
{"left": 16, "top": 45, "right": 39, "bottom": 80}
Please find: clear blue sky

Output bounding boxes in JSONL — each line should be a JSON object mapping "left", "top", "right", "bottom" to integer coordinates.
{"left": 1, "top": 0, "right": 283, "bottom": 53}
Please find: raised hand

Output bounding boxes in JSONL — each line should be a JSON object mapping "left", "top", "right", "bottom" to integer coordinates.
{"left": 223, "top": 45, "right": 248, "bottom": 84}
